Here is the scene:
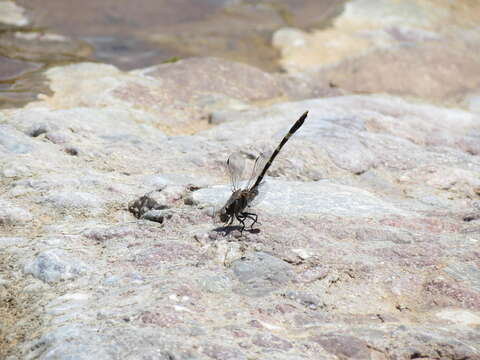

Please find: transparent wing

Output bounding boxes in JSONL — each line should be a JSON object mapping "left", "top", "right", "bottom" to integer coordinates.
{"left": 246, "top": 150, "right": 272, "bottom": 190}
{"left": 249, "top": 179, "right": 268, "bottom": 207}
{"left": 226, "top": 152, "right": 245, "bottom": 191}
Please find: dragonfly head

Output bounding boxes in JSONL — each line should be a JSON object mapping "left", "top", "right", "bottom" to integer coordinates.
{"left": 219, "top": 206, "right": 229, "bottom": 223}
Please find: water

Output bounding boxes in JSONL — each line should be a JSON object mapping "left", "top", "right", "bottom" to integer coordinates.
{"left": 0, "top": 0, "right": 345, "bottom": 108}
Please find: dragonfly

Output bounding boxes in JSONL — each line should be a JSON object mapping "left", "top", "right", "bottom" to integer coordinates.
{"left": 218, "top": 111, "right": 309, "bottom": 233}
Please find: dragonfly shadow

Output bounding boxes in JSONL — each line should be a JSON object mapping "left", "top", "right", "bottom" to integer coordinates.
{"left": 213, "top": 225, "right": 261, "bottom": 236}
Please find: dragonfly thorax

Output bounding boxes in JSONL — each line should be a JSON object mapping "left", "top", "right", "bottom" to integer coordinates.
{"left": 219, "top": 189, "right": 253, "bottom": 223}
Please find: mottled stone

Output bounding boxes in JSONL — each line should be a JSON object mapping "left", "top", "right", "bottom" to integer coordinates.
{"left": 24, "top": 249, "right": 89, "bottom": 283}
{"left": 436, "top": 308, "right": 480, "bottom": 326}
{"left": 202, "top": 343, "right": 246, "bottom": 360}
{"left": 311, "top": 334, "right": 370, "bottom": 359}
{"left": 82, "top": 225, "right": 135, "bottom": 242}
{"left": 284, "top": 291, "right": 324, "bottom": 310}
{"left": 134, "top": 242, "right": 201, "bottom": 266}
{"left": 252, "top": 333, "right": 293, "bottom": 351}
{"left": 140, "top": 309, "right": 182, "bottom": 328}
{"left": 232, "top": 252, "right": 293, "bottom": 297}
{"left": 0, "top": 200, "right": 32, "bottom": 225}
{"left": 40, "top": 191, "right": 104, "bottom": 212}
{"left": 136, "top": 57, "right": 283, "bottom": 104}
{"left": 0, "top": 125, "right": 34, "bottom": 154}
{"left": 197, "top": 274, "right": 232, "bottom": 294}
{"left": 424, "top": 278, "right": 480, "bottom": 310}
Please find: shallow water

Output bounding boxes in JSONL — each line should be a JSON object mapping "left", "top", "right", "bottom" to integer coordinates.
{"left": 0, "top": 0, "right": 345, "bottom": 108}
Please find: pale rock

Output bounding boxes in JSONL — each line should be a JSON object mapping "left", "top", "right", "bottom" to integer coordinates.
{"left": 0, "top": 1, "right": 29, "bottom": 26}
{"left": 24, "top": 249, "right": 89, "bottom": 283}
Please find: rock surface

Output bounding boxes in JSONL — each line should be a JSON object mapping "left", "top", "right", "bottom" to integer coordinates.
{"left": 1, "top": 0, "right": 480, "bottom": 359}
{"left": 273, "top": 0, "right": 480, "bottom": 105}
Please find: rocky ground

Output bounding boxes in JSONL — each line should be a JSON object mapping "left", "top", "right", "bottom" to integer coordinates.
{"left": 1, "top": 0, "right": 480, "bottom": 359}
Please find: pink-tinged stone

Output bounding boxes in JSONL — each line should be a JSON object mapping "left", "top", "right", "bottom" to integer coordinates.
{"left": 252, "top": 333, "right": 293, "bottom": 351}
{"left": 424, "top": 279, "right": 480, "bottom": 310}
{"left": 140, "top": 308, "right": 182, "bottom": 328}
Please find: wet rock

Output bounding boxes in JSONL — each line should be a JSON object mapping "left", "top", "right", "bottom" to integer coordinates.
{"left": 273, "top": 0, "right": 480, "bottom": 104}
{"left": 272, "top": 28, "right": 307, "bottom": 51}
{"left": 232, "top": 252, "right": 293, "bottom": 297}
{"left": 0, "top": 31, "right": 91, "bottom": 63}
{"left": 24, "top": 249, "right": 89, "bottom": 283}
{"left": 319, "top": 40, "right": 480, "bottom": 103}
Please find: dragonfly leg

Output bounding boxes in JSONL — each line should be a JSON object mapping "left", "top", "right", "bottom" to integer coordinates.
{"left": 235, "top": 214, "right": 246, "bottom": 234}
{"left": 240, "top": 212, "right": 258, "bottom": 229}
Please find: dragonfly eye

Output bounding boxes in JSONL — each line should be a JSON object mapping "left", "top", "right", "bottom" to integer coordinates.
{"left": 219, "top": 207, "right": 229, "bottom": 222}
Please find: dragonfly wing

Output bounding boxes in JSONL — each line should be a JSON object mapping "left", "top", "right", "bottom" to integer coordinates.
{"left": 226, "top": 152, "right": 245, "bottom": 191}
{"left": 246, "top": 150, "right": 272, "bottom": 190}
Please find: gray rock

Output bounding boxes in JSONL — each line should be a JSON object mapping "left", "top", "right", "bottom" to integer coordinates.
{"left": 202, "top": 344, "right": 246, "bottom": 360}
{"left": 232, "top": 252, "right": 293, "bottom": 297}
{"left": 0, "top": 237, "right": 27, "bottom": 247}
{"left": 311, "top": 334, "right": 370, "bottom": 359}
{"left": 0, "top": 125, "right": 34, "bottom": 154}
{"left": 41, "top": 191, "right": 104, "bottom": 212}
{"left": 82, "top": 225, "right": 136, "bottom": 242}
{"left": 26, "top": 325, "right": 118, "bottom": 360}
{"left": 444, "top": 263, "right": 480, "bottom": 292}
{"left": 252, "top": 333, "right": 293, "bottom": 351}
{"left": 0, "top": 200, "right": 32, "bottom": 225}
{"left": 197, "top": 274, "right": 233, "bottom": 294}
{"left": 192, "top": 179, "right": 408, "bottom": 218}
{"left": 141, "top": 209, "right": 174, "bottom": 223}
{"left": 24, "top": 249, "right": 89, "bottom": 283}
